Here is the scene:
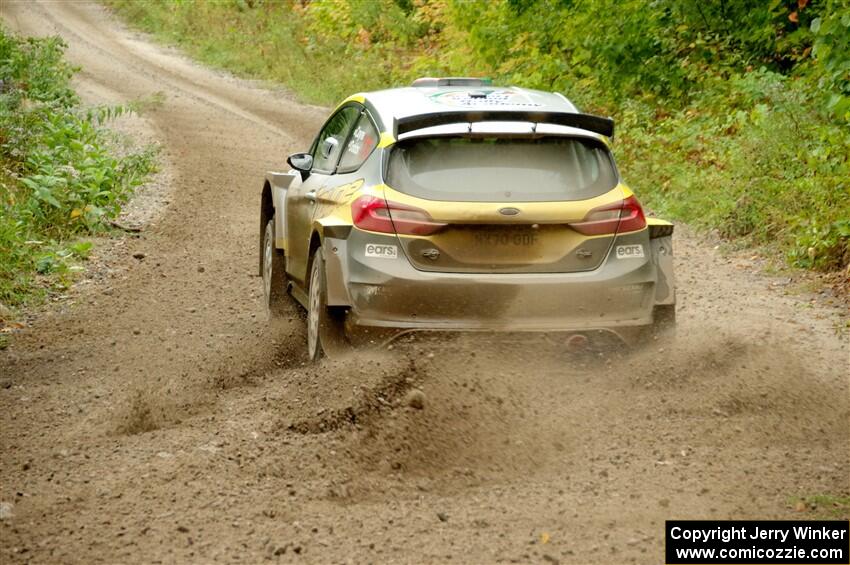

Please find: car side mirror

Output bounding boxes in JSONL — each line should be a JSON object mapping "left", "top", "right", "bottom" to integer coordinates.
{"left": 287, "top": 152, "right": 313, "bottom": 180}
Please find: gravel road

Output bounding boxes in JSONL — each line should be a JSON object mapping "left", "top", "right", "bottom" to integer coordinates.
{"left": 1, "top": 2, "right": 847, "bottom": 563}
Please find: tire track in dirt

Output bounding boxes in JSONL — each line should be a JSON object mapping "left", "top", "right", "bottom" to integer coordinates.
{"left": 32, "top": 1, "right": 302, "bottom": 143}
{"left": 1, "top": 2, "right": 847, "bottom": 563}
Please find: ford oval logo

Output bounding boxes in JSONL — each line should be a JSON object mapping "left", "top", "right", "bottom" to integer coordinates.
{"left": 499, "top": 207, "right": 520, "bottom": 216}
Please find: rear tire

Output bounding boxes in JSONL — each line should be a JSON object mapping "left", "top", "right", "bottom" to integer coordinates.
{"left": 306, "top": 247, "right": 349, "bottom": 361}
{"left": 262, "top": 218, "right": 289, "bottom": 318}
{"left": 642, "top": 304, "right": 676, "bottom": 345}
{"left": 632, "top": 304, "right": 677, "bottom": 348}
{"left": 653, "top": 304, "right": 676, "bottom": 335}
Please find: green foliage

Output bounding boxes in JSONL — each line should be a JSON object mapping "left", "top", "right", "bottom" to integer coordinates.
{"left": 791, "top": 494, "right": 850, "bottom": 519}
{"left": 0, "top": 32, "right": 78, "bottom": 105}
{"left": 0, "top": 26, "right": 157, "bottom": 306}
{"left": 620, "top": 68, "right": 850, "bottom": 272}
{"left": 106, "top": 0, "right": 849, "bottom": 272}
{"left": 810, "top": 1, "right": 850, "bottom": 122}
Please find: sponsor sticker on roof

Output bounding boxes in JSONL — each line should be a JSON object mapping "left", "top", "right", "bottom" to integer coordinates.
{"left": 430, "top": 89, "right": 541, "bottom": 108}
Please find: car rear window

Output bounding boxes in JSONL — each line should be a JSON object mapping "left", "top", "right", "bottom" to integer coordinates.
{"left": 385, "top": 136, "right": 617, "bottom": 202}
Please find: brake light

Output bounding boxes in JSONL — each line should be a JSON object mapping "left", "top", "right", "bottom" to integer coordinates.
{"left": 351, "top": 195, "right": 446, "bottom": 236}
{"left": 569, "top": 195, "right": 646, "bottom": 235}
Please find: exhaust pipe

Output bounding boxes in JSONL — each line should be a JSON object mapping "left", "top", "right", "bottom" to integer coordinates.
{"left": 566, "top": 333, "right": 589, "bottom": 352}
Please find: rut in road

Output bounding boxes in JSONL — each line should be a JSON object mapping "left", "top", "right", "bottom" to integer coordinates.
{"left": 1, "top": 2, "right": 847, "bottom": 564}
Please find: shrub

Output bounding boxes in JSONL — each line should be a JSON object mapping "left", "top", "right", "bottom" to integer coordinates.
{"left": 0, "top": 27, "right": 157, "bottom": 305}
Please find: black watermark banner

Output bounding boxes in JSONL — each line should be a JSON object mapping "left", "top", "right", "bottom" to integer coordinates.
{"left": 666, "top": 520, "right": 849, "bottom": 564}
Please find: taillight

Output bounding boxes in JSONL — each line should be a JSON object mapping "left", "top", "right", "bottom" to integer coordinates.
{"left": 351, "top": 196, "right": 446, "bottom": 236}
{"left": 569, "top": 195, "right": 646, "bottom": 235}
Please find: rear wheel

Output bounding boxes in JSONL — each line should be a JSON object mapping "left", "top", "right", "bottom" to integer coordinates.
{"left": 640, "top": 304, "right": 676, "bottom": 346}
{"left": 262, "top": 218, "right": 289, "bottom": 318}
{"left": 629, "top": 304, "right": 676, "bottom": 347}
{"left": 653, "top": 304, "right": 676, "bottom": 334}
{"left": 306, "top": 247, "right": 348, "bottom": 361}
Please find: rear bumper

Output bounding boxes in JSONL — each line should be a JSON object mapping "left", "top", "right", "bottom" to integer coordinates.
{"left": 323, "top": 229, "right": 661, "bottom": 334}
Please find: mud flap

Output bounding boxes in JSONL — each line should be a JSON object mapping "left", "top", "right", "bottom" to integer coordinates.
{"left": 650, "top": 235, "right": 675, "bottom": 305}
{"left": 322, "top": 237, "right": 352, "bottom": 307}
{"left": 267, "top": 171, "right": 299, "bottom": 251}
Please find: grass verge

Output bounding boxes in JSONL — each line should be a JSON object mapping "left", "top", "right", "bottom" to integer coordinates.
{"left": 0, "top": 26, "right": 157, "bottom": 316}
{"left": 790, "top": 494, "right": 850, "bottom": 520}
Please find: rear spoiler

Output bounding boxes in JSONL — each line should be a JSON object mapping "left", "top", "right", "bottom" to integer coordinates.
{"left": 393, "top": 110, "right": 614, "bottom": 139}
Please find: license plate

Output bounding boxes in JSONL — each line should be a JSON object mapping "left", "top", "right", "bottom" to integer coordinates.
{"left": 472, "top": 230, "right": 539, "bottom": 246}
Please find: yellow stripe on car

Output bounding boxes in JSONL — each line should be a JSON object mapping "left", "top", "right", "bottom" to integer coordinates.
{"left": 377, "top": 131, "right": 395, "bottom": 148}
{"left": 333, "top": 93, "right": 366, "bottom": 111}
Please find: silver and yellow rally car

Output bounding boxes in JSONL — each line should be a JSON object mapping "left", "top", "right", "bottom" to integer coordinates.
{"left": 259, "top": 78, "right": 675, "bottom": 360}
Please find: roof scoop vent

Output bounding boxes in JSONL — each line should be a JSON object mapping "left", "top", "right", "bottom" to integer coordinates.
{"left": 411, "top": 77, "right": 492, "bottom": 87}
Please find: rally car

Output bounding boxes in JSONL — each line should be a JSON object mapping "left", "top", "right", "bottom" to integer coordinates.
{"left": 259, "top": 77, "right": 675, "bottom": 360}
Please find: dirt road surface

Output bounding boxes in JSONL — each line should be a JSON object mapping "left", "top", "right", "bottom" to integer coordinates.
{"left": 1, "top": 2, "right": 848, "bottom": 563}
